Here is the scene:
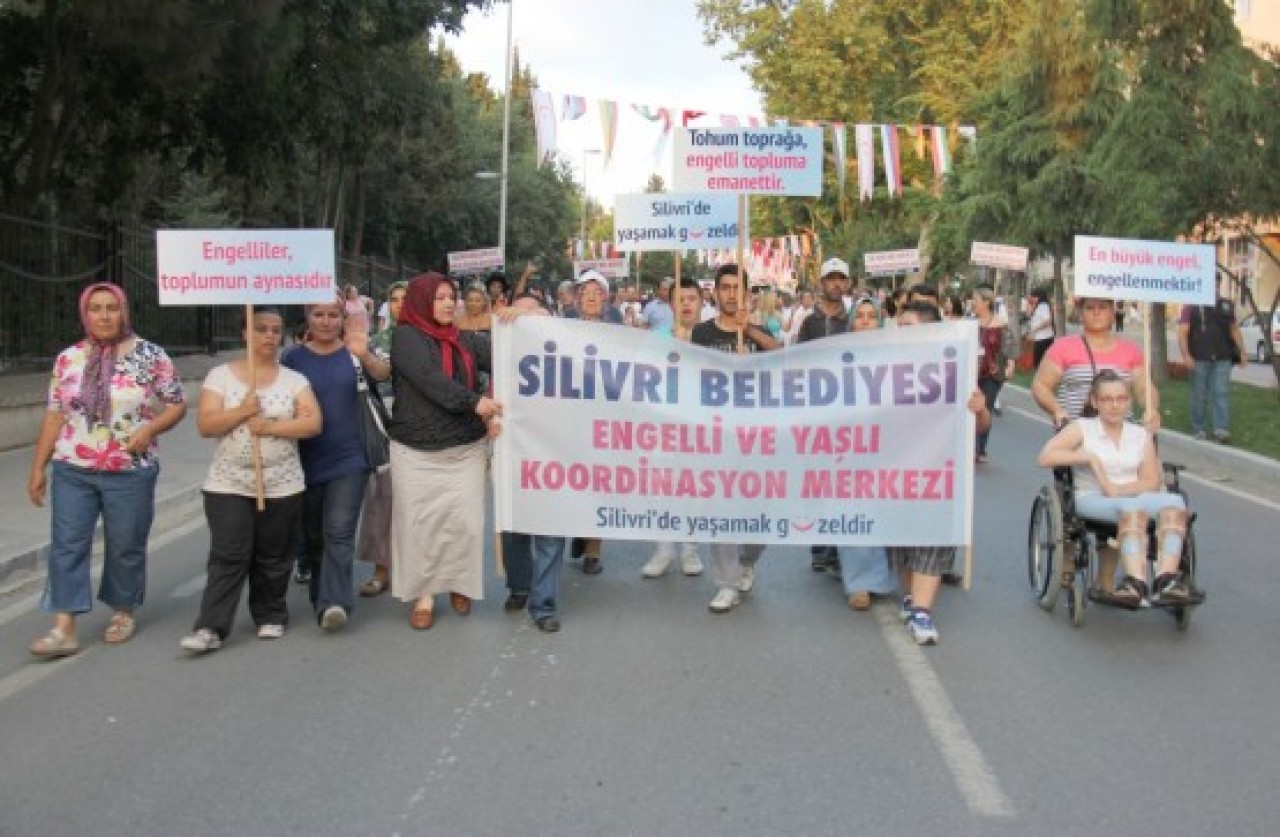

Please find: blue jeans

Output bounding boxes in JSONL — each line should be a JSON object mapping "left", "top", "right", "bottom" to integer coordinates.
{"left": 301, "top": 470, "right": 368, "bottom": 619}
{"left": 502, "top": 532, "right": 565, "bottom": 620}
{"left": 1190, "top": 360, "right": 1232, "bottom": 436}
{"left": 838, "top": 545, "right": 896, "bottom": 596}
{"left": 42, "top": 461, "right": 159, "bottom": 614}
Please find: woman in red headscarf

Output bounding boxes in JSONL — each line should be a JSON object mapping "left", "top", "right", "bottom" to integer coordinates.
{"left": 389, "top": 273, "right": 502, "bottom": 629}
{"left": 26, "top": 282, "right": 188, "bottom": 657}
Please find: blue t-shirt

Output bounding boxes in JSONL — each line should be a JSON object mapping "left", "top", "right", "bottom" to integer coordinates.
{"left": 282, "top": 346, "right": 368, "bottom": 485}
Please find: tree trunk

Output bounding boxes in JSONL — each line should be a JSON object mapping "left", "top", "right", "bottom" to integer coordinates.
{"left": 1050, "top": 252, "right": 1068, "bottom": 336}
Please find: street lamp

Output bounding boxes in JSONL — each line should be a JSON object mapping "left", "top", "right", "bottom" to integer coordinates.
{"left": 497, "top": 0, "right": 513, "bottom": 263}
{"left": 580, "top": 148, "right": 601, "bottom": 246}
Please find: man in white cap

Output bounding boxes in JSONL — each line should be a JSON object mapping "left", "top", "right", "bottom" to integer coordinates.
{"left": 568, "top": 268, "right": 620, "bottom": 574}
{"left": 569, "top": 269, "right": 622, "bottom": 326}
{"left": 796, "top": 257, "right": 854, "bottom": 574}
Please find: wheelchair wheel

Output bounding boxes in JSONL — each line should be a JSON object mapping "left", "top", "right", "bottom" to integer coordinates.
{"left": 1027, "top": 487, "right": 1064, "bottom": 611}
{"left": 1174, "top": 530, "right": 1197, "bottom": 631}
{"left": 1067, "top": 579, "right": 1086, "bottom": 627}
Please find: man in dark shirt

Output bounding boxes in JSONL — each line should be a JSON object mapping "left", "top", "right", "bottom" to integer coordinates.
{"left": 796, "top": 257, "right": 853, "bottom": 573}
{"left": 691, "top": 264, "right": 778, "bottom": 613}
{"left": 1177, "top": 286, "right": 1247, "bottom": 442}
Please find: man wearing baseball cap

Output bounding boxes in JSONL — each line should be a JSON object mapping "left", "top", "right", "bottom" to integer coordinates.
{"left": 567, "top": 268, "right": 621, "bottom": 573}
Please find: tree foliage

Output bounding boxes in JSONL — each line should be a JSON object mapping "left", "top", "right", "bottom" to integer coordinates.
{"left": 0, "top": 0, "right": 581, "bottom": 279}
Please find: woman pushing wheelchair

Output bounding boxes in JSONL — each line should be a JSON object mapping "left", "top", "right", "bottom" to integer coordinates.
{"left": 1037, "top": 370, "right": 1193, "bottom": 608}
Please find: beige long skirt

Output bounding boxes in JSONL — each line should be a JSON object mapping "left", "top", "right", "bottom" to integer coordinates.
{"left": 389, "top": 439, "right": 488, "bottom": 603}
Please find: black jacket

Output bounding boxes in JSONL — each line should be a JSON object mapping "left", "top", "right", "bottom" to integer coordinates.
{"left": 388, "top": 325, "right": 492, "bottom": 452}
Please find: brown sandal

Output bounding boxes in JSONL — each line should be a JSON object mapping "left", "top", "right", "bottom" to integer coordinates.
{"left": 450, "top": 593, "right": 471, "bottom": 616}
{"left": 409, "top": 608, "right": 434, "bottom": 630}
{"left": 103, "top": 612, "right": 136, "bottom": 644}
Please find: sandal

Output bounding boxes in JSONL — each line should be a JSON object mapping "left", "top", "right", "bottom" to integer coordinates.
{"left": 359, "top": 572, "right": 388, "bottom": 598}
{"left": 409, "top": 608, "right": 433, "bottom": 630}
{"left": 103, "top": 612, "right": 136, "bottom": 644}
{"left": 29, "top": 628, "right": 80, "bottom": 659}
{"left": 1107, "top": 577, "right": 1148, "bottom": 610}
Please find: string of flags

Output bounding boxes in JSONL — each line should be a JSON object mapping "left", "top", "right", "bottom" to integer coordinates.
{"left": 565, "top": 232, "right": 820, "bottom": 290}
{"left": 530, "top": 88, "right": 976, "bottom": 197}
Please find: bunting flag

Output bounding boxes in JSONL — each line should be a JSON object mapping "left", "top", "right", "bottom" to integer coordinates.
{"left": 880, "top": 124, "right": 902, "bottom": 197}
{"left": 631, "top": 104, "right": 662, "bottom": 122}
{"left": 831, "top": 122, "right": 847, "bottom": 197}
{"left": 561, "top": 95, "right": 586, "bottom": 121}
{"left": 747, "top": 116, "right": 762, "bottom": 127}
{"left": 855, "top": 123, "right": 876, "bottom": 201}
{"left": 682, "top": 110, "right": 706, "bottom": 126}
{"left": 930, "top": 125, "right": 951, "bottom": 179}
{"left": 598, "top": 100, "right": 619, "bottom": 166}
{"left": 958, "top": 125, "right": 978, "bottom": 144}
{"left": 720, "top": 114, "right": 741, "bottom": 127}
{"left": 530, "top": 89, "right": 557, "bottom": 166}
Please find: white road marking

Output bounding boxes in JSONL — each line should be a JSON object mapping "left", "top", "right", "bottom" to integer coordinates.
{"left": 1007, "top": 404, "right": 1280, "bottom": 512}
{"left": 0, "top": 648, "right": 91, "bottom": 703}
{"left": 876, "top": 607, "right": 1015, "bottom": 818}
{"left": 0, "top": 513, "right": 206, "bottom": 628}
{"left": 169, "top": 575, "right": 207, "bottom": 599}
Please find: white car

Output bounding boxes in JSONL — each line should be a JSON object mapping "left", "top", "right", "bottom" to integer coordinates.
{"left": 1239, "top": 309, "right": 1280, "bottom": 362}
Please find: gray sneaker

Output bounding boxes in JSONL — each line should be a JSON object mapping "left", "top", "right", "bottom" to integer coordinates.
{"left": 180, "top": 628, "right": 222, "bottom": 653}
{"left": 320, "top": 606, "right": 348, "bottom": 632}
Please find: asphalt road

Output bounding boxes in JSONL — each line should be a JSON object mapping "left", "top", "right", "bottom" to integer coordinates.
{"left": 2, "top": 404, "right": 1279, "bottom": 836}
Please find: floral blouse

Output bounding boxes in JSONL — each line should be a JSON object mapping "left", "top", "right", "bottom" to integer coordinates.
{"left": 47, "top": 338, "right": 186, "bottom": 471}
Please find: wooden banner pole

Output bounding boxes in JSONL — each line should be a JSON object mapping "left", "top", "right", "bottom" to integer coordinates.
{"left": 1142, "top": 301, "right": 1153, "bottom": 427}
{"left": 246, "top": 302, "right": 266, "bottom": 511}
{"left": 736, "top": 195, "right": 747, "bottom": 352}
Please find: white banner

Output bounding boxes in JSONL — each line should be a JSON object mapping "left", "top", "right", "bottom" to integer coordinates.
{"left": 1073, "top": 235, "right": 1215, "bottom": 305}
{"left": 492, "top": 318, "right": 977, "bottom": 546}
{"left": 448, "top": 247, "right": 505, "bottom": 274}
{"left": 613, "top": 192, "right": 740, "bottom": 252}
{"left": 156, "top": 229, "right": 335, "bottom": 305}
{"left": 573, "top": 258, "right": 630, "bottom": 279}
{"left": 864, "top": 248, "right": 922, "bottom": 276}
{"left": 970, "top": 241, "right": 1029, "bottom": 272}
{"left": 671, "top": 127, "right": 824, "bottom": 196}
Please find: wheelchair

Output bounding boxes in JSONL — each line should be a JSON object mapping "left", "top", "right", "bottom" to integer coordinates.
{"left": 1026, "top": 462, "right": 1205, "bottom": 630}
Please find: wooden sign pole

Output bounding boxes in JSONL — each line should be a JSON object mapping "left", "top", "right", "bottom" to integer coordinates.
{"left": 736, "top": 195, "right": 747, "bottom": 352}
{"left": 245, "top": 302, "right": 266, "bottom": 511}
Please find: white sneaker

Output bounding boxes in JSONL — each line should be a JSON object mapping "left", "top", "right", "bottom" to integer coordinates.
{"left": 738, "top": 564, "right": 756, "bottom": 593}
{"left": 680, "top": 543, "right": 704, "bottom": 576}
{"left": 179, "top": 628, "right": 222, "bottom": 653}
{"left": 320, "top": 606, "right": 348, "bottom": 632}
{"left": 708, "top": 587, "right": 741, "bottom": 613}
{"left": 642, "top": 542, "right": 676, "bottom": 578}
{"left": 257, "top": 624, "right": 285, "bottom": 640}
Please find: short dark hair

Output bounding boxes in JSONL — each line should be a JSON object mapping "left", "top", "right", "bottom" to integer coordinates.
{"left": 715, "top": 263, "right": 746, "bottom": 288}
{"left": 902, "top": 299, "right": 942, "bottom": 322}
{"left": 908, "top": 283, "right": 938, "bottom": 302}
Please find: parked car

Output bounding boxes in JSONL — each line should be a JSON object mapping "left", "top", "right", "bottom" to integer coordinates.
{"left": 1239, "top": 309, "right": 1280, "bottom": 362}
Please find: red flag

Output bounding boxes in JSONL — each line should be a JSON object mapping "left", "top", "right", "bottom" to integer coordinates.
{"left": 682, "top": 110, "right": 706, "bottom": 126}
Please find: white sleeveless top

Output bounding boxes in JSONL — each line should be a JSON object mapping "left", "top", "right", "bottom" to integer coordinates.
{"left": 1075, "top": 417, "right": 1147, "bottom": 495}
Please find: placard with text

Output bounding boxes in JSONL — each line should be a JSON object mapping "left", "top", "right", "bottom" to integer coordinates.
{"left": 156, "top": 229, "right": 336, "bottom": 305}
{"left": 671, "top": 127, "right": 824, "bottom": 196}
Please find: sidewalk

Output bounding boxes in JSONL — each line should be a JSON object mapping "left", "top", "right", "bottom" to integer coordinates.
{"left": 0, "top": 353, "right": 229, "bottom": 592}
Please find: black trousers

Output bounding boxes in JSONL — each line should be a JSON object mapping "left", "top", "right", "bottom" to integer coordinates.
{"left": 194, "top": 491, "right": 304, "bottom": 637}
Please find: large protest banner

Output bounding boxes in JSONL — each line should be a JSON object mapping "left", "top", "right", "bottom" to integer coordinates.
{"left": 671, "top": 127, "right": 824, "bottom": 196}
{"left": 1073, "top": 235, "right": 1215, "bottom": 305}
{"left": 156, "top": 229, "right": 336, "bottom": 305}
{"left": 448, "top": 247, "right": 505, "bottom": 275}
{"left": 613, "top": 192, "right": 740, "bottom": 251}
{"left": 492, "top": 318, "right": 977, "bottom": 547}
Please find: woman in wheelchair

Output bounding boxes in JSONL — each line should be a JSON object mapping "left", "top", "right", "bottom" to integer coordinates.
{"left": 1037, "top": 370, "right": 1192, "bottom": 607}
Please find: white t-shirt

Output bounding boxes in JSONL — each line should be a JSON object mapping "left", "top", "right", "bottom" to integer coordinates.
{"left": 1028, "top": 301, "right": 1054, "bottom": 341}
{"left": 202, "top": 364, "right": 311, "bottom": 499}
{"left": 1075, "top": 417, "right": 1147, "bottom": 496}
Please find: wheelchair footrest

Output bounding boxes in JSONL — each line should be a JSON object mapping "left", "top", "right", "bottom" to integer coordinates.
{"left": 1150, "top": 589, "right": 1207, "bottom": 608}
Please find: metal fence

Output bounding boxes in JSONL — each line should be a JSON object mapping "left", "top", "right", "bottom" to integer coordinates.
{"left": 0, "top": 211, "right": 418, "bottom": 374}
